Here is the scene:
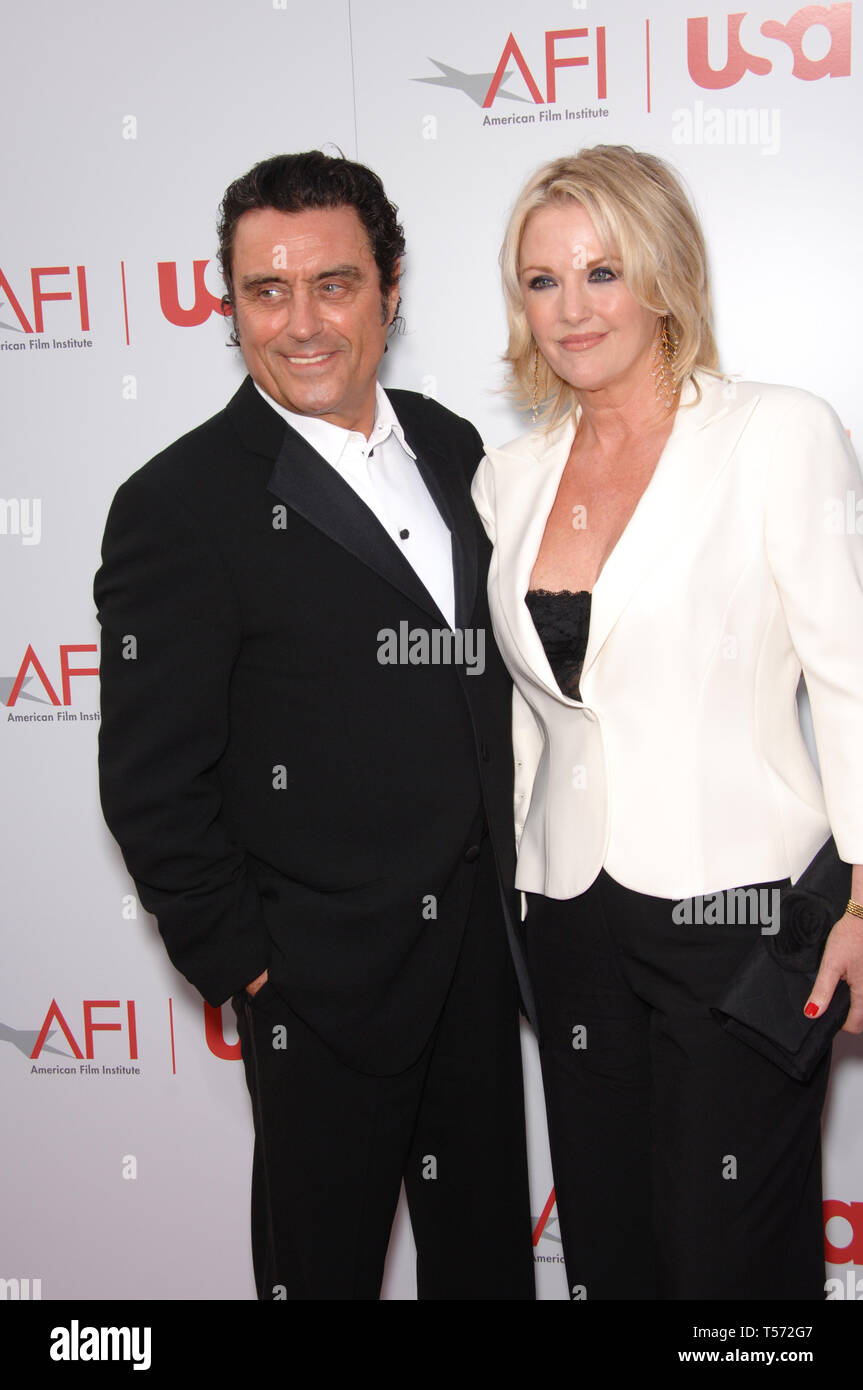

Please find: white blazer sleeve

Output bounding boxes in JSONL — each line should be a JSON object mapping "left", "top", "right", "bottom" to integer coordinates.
{"left": 471, "top": 453, "right": 496, "bottom": 544}
{"left": 765, "top": 391, "right": 863, "bottom": 864}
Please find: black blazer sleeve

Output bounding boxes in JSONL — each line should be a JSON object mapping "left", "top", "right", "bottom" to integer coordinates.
{"left": 95, "top": 470, "right": 271, "bottom": 1004}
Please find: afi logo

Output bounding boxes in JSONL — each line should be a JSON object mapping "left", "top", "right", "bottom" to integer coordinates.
{"left": 157, "top": 261, "right": 227, "bottom": 327}
{"left": 31, "top": 1000, "right": 139, "bottom": 1059}
{"left": 3, "top": 644, "right": 98, "bottom": 707}
{"left": 688, "top": 4, "right": 851, "bottom": 89}
{"left": 484, "top": 29, "right": 607, "bottom": 106}
{"left": 416, "top": 28, "right": 607, "bottom": 108}
{"left": 0, "top": 264, "right": 90, "bottom": 334}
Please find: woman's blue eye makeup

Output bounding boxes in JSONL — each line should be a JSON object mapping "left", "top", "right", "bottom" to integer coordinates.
{"left": 525, "top": 267, "right": 619, "bottom": 290}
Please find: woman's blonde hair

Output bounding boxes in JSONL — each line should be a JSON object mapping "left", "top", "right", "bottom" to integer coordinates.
{"left": 500, "top": 145, "right": 719, "bottom": 423}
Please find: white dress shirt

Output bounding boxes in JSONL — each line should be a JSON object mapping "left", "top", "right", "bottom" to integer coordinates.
{"left": 255, "top": 381, "right": 456, "bottom": 629}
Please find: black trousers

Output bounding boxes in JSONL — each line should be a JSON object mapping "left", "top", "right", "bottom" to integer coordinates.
{"left": 526, "top": 870, "right": 830, "bottom": 1301}
{"left": 233, "top": 834, "right": 535, "bottom": 1300}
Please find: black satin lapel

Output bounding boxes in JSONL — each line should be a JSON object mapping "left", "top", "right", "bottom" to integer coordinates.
{"left": 267, "top": 427, "right": 447, "bottom": 625}
{"left": 226, "top": 375, "right": 289, "bottom": 459}
{"left": 410, "top": 440, "right": 478, "bottom": 630}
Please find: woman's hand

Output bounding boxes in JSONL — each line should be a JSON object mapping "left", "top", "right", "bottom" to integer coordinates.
{"left": 806, "top": 864, "right": 863, "bottom": 1032}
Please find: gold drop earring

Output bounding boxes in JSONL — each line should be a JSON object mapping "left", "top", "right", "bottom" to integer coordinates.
{"left": 651, "top": 316, "right": 678, "bottom": 409}
{"left": 530, "top": 342, "right": 540, "bottom": 423}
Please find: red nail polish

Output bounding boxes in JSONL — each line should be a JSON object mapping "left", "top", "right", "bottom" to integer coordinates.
{"left": 804, "top": 1003, "right": 819, "bottom": 1018}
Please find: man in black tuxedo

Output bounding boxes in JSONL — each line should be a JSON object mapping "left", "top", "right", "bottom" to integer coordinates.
{"left": 95, "top": 151, "right": 535, "bottom": 1300}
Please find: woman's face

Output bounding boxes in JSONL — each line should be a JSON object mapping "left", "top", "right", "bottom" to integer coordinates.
{"left": 518, "top": 202, "right": 662, "bottom": 401}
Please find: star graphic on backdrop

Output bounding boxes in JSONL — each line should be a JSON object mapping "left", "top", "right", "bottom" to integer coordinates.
{"left": 0, "top": 1023, "right": 71, "bottom": 1059}
{"left": 0, "top": 300, "right": 24, "bottom": 334}
{"left": 0, "top": 676, "right": 49, "bottom": 707}
{"left": 532, "top": 1213, "right": 563, "bottom": 1244}
{"left": 412, "top": 59, "right": 531, "bottom": 108}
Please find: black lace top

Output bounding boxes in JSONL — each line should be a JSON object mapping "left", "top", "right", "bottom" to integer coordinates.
{"left": 525, "top": 589, "right": 592, "bottom": 701}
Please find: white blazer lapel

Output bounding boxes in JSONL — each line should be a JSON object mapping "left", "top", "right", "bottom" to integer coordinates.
{"left": 583, "top": 375, "right": 762, "bottom": 678}
{"left": 484, "top": 374, "right": 763, "bottom": 700}
{"left": 485, "top": 417, "right": 578, "bottom": 702}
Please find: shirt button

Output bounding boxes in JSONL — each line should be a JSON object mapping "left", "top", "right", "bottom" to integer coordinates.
{"left": 463, "top": 844, "right": 481, "bottom": 863}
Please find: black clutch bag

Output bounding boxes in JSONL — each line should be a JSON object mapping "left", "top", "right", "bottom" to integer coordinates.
{"left": 712, "top": 837, "right": 851, "bottom": 1081}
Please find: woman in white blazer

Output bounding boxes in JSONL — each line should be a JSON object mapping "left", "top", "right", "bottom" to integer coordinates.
{"left": 472, "top": 146, "right": 863, "bottom": 1300}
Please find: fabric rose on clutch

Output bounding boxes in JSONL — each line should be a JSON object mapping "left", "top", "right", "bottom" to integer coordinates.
{"left": 766, "top": 890, "right": 835, "bottom": 973}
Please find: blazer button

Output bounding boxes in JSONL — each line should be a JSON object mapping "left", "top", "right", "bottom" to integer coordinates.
{"left": 463, "top": 844, "right": 481, "bottom": 863}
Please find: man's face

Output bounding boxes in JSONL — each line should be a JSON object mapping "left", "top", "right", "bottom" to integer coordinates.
{"left": 229, "top": 204, "right": 399, "bottom": 436}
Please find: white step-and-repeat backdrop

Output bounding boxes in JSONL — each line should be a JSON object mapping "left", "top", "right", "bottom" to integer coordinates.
{"left": 3, "top": 0, "right": 861, "bottom": 1302}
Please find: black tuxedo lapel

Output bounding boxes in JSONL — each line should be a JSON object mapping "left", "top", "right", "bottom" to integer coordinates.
{"left": 388, "top": 393, "right": 479, "bottom": 630}
{"left": 227, "top": 374, "right": 478, "bottom": 630}
{"left": 267, "top": 422, "right": 449, "bottom": 627}
{"left": 410, "top": 437, "right": 477, "bottom": 632}
{"left": 225, "top": 374, "right": 289, "bottom": 460}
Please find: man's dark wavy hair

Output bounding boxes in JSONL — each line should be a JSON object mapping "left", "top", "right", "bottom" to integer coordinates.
{"left": 217, "top": 150, "right": 406, "bottom": 346}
